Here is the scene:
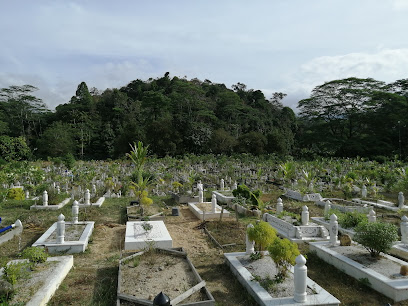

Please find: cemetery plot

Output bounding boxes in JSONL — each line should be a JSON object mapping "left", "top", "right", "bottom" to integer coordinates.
{"left": 126, "top": 203, "right": 165, "bottom": 221}
{"left": 310, "top": 242, "right": 408, "bottom": 302}
{"left": 0, "top": 255, "right": 73, "bottom": 306}
{"left": 203, "top": 220, "right": 246, "bottom": 250}
{"left": 32, "top": 216, "right": 94, "bottom": 254}
{"left": 124, "top": 220, "right": 172, "bottom": 250}
{"left": 117, "top": 248, "right": 215, "bottom": 305}
{"left": 224, "top": 252, "right": 340, "bottom": 305}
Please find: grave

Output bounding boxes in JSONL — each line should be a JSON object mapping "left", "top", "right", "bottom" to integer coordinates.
{"left": 310, "top": 241, "right": 408, "bottom": 302}
{"left": 188, "top": 193, "right": 231, "bottom": 220}
{"left": 124, "top": 220, "right": 173, "bottom": 251}
{"left": 284, "top": 188, "right": 323, "bottom": 202}
{"left": 389, "top": 216, "right": 408, "bottom": 261}
{"left": 352, "top": 197, "right": 406, "bottom": 212}
{"left": 310, "top": 217, "right": 356, "bottom": 238}
{"left": 0, "top": 255, "right": 73, "bottom": 306}
{"left": 30, "top": 191, "right": 71, "bottom": 210}
{"left": 32, "top": 214, "right": 94, "bottom": 254}
{"left": 263, "top": 212, "right": 329, "bottom": 243}
{"left": 315, "top": 199, "right": 371, "bottom": 214}
{"left": 224, "top": 252, "right": 340, "bottom": 305}
{"left": 212, "top": 190, "right": 235, "bottom": 204}
{"left": 117, "top": 248, "right": 215, "bottom": 305}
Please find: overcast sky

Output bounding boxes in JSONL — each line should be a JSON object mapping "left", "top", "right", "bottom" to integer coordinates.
{"left": 1, "top": 0, "right": 408, "bottom": 111}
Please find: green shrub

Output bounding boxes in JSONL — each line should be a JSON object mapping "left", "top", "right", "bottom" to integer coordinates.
{"left": 338, "top": 211, "right": 367, "bottom": 229}
{"left": 6, "top": 188, "right": 24, "bottom": 200}
{"left": 22, "top": 247, "right": 48, "bottom": 264}
{"left": 3, "top": 262, "right": 30, "bottom": 285}
{"left": 354, "top": 222, "right": 398, "bottom": 258}
{"left": 247, "top": 221, "right": 277, "bottom": 251}
{"left": 232, "top": 184, "right": 262, "bottom": 208}
{"left": 267, "top": 238, "right": 300, "bottom": 282}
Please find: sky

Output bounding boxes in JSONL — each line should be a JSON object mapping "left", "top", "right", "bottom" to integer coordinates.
{"left": 1, "top": 0, "right": 408, "bottom": 111}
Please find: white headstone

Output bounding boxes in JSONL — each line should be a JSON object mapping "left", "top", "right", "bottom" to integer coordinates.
{"left": 198, "top": 189, "right": 204, "bottom": 203}
{"left": 246, "top": 224, "right": 255, "bottom": 255}
{"left": 276, "top": 197, "right": 283, "bottom": 214}
{"left": 72, "top": 200, "right": 79, "bottom": 224}
{"left": 401, "top": 216, "right": 408, "bottom": 245}
{"left": 25, "top": 190, "right": 29, "bottom": 200}
{"left": 294, "top": 254, "right": 307, "bottom": 303}
{"left": 84, "top": 189, "right": 90, "bottom": 205}
{"left": 330, "top": 214, "right": 338, "bottom": 246}
{"left": 399, "top": 192, "right": 405, "bottom": 208}
{"left": 232, "top": 181, "right": 238, "bottom": 190}
{"left": 211, "top": 193, "right": 217, "bottom": 213}
{"left": 362, "top": 185, "right": 367, "bottom": 198}
{"left": 301, "top": 205, "right": 309, "bottom": 226}
{"left": 43, "top": 190, "right": 48, "bottom": 206}
{"left": 368, "top": 208, "right": 376, "bottom": 222}
{"left": 56, "top": 214, "right": 65, "bottom": 244}
{"left": 324, "top": 200, "right": 331, "bottom": 216}
{"left": 220, "top": 179, "right": 225, "bottom": 191}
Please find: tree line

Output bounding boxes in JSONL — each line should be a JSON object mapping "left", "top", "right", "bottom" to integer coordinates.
{"left": 0, "top": 74, "right": 407, "bottom": 161}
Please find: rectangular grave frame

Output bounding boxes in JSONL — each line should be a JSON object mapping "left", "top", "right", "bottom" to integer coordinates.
{"left": 32, "top": 221, "right": 94, "bottom": 254}
{"left": 310, "top": 241, "right": 408, "bottom": 302}
{"left": 188, "top": 202, "right": 231, "bottom": 220}
{"left": 117, "top": 247, "right": 215, "bottom": 306}
{"left": 224, "top": 252, "right": 340, "bottom": 306}
{"left": 30, "top": 197, "right": 71, "bottom": 210}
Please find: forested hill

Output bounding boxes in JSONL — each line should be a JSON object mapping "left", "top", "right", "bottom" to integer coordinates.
{"left": 1, "top": 75, "right": 408, "bottom": 162}
{"left": 0, "top": 74, "right": 296, "bottom": 160}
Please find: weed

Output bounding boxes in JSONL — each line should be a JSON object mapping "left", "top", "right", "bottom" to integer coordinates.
{"left": 21, "top": 247, "right": 48, "bottom": 264}
{"left": 3, "top": 262, "right": 30, "bottom": 285}
{"left": 358, "top": 277, "right": 371, "bottom": 288}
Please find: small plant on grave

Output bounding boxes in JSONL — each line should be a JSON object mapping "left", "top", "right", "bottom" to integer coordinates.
{"left": 2, "top": 262, "right": 31, "bottom": 285}
{"left": 21, "top": 246, "right": 48, "bottom": 265}
{"left": 247, "top": 221, "right": 277, "bottom": 254}
{"left": 354, "top": 222, "right": 398, "bottom": 258}
{"left": 249, "top": 252, "right": 263, "bottom": 261}
{"left": 267, "top": 237, "right": 300, "bottom": 282}
{"left": 6, "top": 188, "right": 25, "bottom": 200}
{"left": 277, "top": 211, "right": 301, "bottom": 224}
{"left": 141, "top": 221, "right": 153, "bottom": 232}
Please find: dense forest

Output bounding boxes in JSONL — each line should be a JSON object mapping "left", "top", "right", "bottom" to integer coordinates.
{"left": 0, "top": 73, "right": 407, "bottom": 161}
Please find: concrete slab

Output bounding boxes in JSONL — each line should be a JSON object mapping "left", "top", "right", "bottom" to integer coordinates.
{"left": 124, "top": 221, "right": 172, "bottom": 251}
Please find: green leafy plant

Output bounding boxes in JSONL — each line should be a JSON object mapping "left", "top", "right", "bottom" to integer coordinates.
{"left": 247, "top": 221, "right": 277, "bottom": 252}
{"left": 267, "top": 237, "right": 300, "bottom": 282}
{"left": 2, "top": 262, "right": 30, "bottom": 285}
{"left": 232, "top": 184, "right": 262, "bottom": 208}
{"left": 22, "top": 246, "right": 48, "bottom": 264}
{"left": 6, "top": 188, "right": 24, "bottom": 200}
{"left": 338, "top": 211, "right": 367, "bottom": 229}
{"left": 354, "top": 222, "right": 398, "bottom": 258}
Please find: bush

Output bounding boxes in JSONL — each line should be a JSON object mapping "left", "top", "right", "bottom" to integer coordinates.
{"left": 233, "top": 184, "right": 262, "bottom": 208}
{"left": 247, "top": 221, "right": 277, "bottom": 251}
{"left": 268, "top": 238, "right": 300, "bottom": 282}
{"left": 354, "top": 222, "right": 398, "bottom": 258}
{"left": 22, "top": 247, "right": 48, "bottom": 264}
{"left": 6, "top": 188, "right": 24, "bottom": 200}
{"left": 338, "top": 211, "right": 367, "bottom": 229}
{"left": 3, "top": 262, "right": 30, "bottom": 285}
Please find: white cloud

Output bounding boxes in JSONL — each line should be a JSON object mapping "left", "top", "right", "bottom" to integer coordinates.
{"left": 280, "top": 48, "right": 408, "bottom": 110}
{"left": 392, "top": 0, "right": 408, "bottom": 10}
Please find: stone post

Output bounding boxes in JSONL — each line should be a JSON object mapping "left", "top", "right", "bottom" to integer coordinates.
{"left": 211, "top": 193, "right": 217, "bottom": 213}
{"left": 43, "top": 190, "right": 48, "bottom": 206}
{"left": 401, "top": 216, "right": 408, "bottom": 245}
{"left": 232, "top": 181, "right": 237, "bottom": 190}
{"left": 92, "top": 184, "right": 97, "bottom": 195}
{"left": 324, "top": 200, "right": 331, "bottom": 216}
{"left": 399, "top": 192, "right": 405, "bottom": 208}
{"left": 301, "top": 206, "right": 309, "bottom": 226}
{"left": 294, "top": 254, "right": 307, "bottom": 303}
{"left": 25, "top": 190, "right": 29, "bottom": 200}
{"left": 368, "top": 208, "right": 376, "bottom": 222}
{"left": 362, "top": 185, "right": 367, "bottom": 198}
{"left": 276, "top": 197, "right": 283, "bottom": 214}
{"left": 72, "top": 200, "right": 79, "bottom": 224}
{"left": 56, "top": 186, "right": 60, "bottom": 194}
{"left": 309, "top": 182, "right": 314, "bottom": 192}
{"left": 246, "top": 224, "right": 255, "bottom": 255}
{"left": 71, "top": 192, "right": 75, "bottom": 200}
{"left": 198, "top": 189, "right": 203, "bottom": 203}
{"left": 56, "top": 214, "right": 65, "bottom": 244}
{"left": 329, "top": 214, "right": 339, "bottom": 246}
{"left": 85, "top": 189, "right": 90, "bottom": 205}
{"left": 220, "top": 179, "right": 224, "bottom": 191}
